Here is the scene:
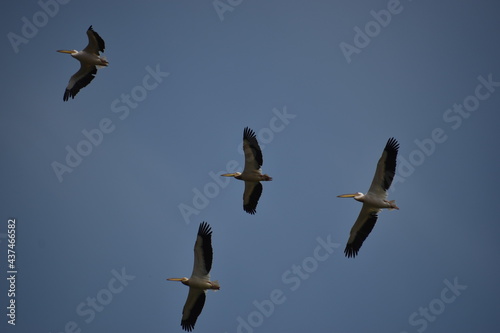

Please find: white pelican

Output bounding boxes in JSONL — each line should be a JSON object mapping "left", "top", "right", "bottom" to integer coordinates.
{"left": 167, "top": 222, "right": 220, "bottom": 332}
{"left": 338, "top": 138, "right": 400, "bottom": 258}
{"left": 57, "top": 25, "right": 108, "bottom": 101}
{"left": 221, "top": 127, "right": 273, "bottom": 214}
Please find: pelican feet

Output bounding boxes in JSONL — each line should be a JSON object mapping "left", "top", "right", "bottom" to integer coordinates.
{"left": 209, "top": 281, "right": 221, "bottom": 290}
{"left": 385, "top": 200, "right": 399, "bottom": 210}
{"left": 261, "top": 174, "right": 273, "bottom": 181}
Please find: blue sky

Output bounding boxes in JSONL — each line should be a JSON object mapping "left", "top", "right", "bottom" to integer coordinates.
{"left": 1, "top": 1, "right": 499, "bottom": 332}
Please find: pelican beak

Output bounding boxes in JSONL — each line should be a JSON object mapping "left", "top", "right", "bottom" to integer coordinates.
{"left": 166, "top": 278, "right": 184, "bottom": 281}
{"left": 57, "top": 50, "right": 75, "bottom": 54}
{"left": 221, "top": 173, "right": 236, "bottom": 177}
{"left": 337, "top": 194, "right": 357, "bottom": 198}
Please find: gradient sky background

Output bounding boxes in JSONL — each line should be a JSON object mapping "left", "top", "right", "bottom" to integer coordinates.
{"left": 1, "top": 1, "right": 499, "bottom": 332}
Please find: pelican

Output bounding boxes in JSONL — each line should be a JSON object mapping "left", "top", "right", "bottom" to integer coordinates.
{"left": 338, "top": 138, "right": 400, "bottom": 258}
{"left": 221, "top": 127, "right": 273, "bottom": 214}
{"left": 57, "top": 25, "right": 108, "bottom": 101}
{"left": 167, "top": 222, "right": 220, "bottom": 332}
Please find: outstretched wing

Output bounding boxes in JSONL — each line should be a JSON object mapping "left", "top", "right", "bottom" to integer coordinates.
{"left": 242, "top": 127, "right": 263, "bottom": 173}
{"left": 367, "top": 137, "right": 399, "bottom": 198}
{"left": 63, "top": 64, "right": 97, "bottom": 101}
{"left": 181, "top": 288, "right": 206, "bottom": 332}
{"left": 83, "top": 25, "right": 105, "bottom": 54}
{"left": 345, "top": 204, "right": 379, "bottom": 258}
{"left": 191, "top": 222, "right": 213, "bottom": 278}
{"left": 243, "top": 181, "right": 262, "bottom": 215}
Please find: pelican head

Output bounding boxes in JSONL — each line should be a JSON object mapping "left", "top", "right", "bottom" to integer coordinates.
{"left": 167, "top": 277, "right": 190, "bottom": 286}
{"left": 221, "top": 172, "right": 242, "bottom": 179}
{"left": 337, "top": 192, "right": 365, "bottom": 202}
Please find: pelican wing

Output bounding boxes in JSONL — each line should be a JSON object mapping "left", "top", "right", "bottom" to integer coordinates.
{"left": 83, "top": 25, "right": 105, "bottom": 54}
{"left": 191, "top": 222, "right": 213, "bottom": 278}
{"left": 243, "top": 181, "right": 262, "bottom": 215}
{"left": 345, "top": 204, "right": 379, "bottom": 258}
{"left": 242, "top": 127, "right": 263, "bottom": 173}
{"left": 367, "top": 137, "right": 399, "bottom": 197}
{"left": 181, "top": 288, "right": 206, "bottom": 332}
{"left": 63, "top": 64, "right": 97, "bottom": 101}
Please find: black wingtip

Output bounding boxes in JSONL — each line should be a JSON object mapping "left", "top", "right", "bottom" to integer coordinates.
{"left": 181, "top": 322, "right": 194, "bottom": 332}
{"left": 242, "top": 127, "right": 264, "bottom": 167}
{"left": 243, "top": 182, "right": 263, "bottom": 215}
{"left": 243, "top": 127, "right": 256, "bottom": 140}
{"left": 344, "top": 212, "right": 378, "bottom": 258}
{"left": 198, "top": 221, "right": 212, "bottom": 237}
{"left": 386, "top": 137, "right": 399, "bottom": 152}
{"left": 344, "top": 246, "right": 358, "bottom": 258}
{"left": 243, "top": 206, "right": 257, "bottom": 215}
{"left": 86, "top": 25, "right": 105, "bottom": 52}
{"left": 382, "top": 137, "right": 399, "bottom": 190}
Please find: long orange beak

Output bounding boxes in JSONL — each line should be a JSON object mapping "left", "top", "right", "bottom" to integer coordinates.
{"left": 337, "top": 194, "right": 357, "bottom": 198}
{"left": 57, "top": 50, "right": 75, "bottom": 54}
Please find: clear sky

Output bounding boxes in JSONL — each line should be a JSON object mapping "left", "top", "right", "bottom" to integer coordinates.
{"left": 1, "top": 1, "right": 499, "bottom": 332}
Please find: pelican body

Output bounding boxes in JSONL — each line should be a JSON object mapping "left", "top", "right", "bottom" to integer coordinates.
{"left": 338, "top": 138, "right": 400, "bottom": 258}
{"left": 57, "top": 25, "right": 108, "bottom": 101}
{"left": 168, "top": 222, "right": 219, "bottom": 331}
{"left": 340, "top": 191, "right": 399, "bottom": 210}
{"left": 221, "top": 127, "right": 272, "bottom": 214}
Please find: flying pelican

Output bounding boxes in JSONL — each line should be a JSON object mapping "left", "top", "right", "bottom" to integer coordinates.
{"left": 221, "top": 127, "right": 273, "bottom": 214}
{"left": 338, "top": 138, "right": 400, "bottom": 258}
{"left": 167, "top": 222, "right": 220, "bottom": 332}
{"left": 57, "top": 25, "right": 108, "bottom": 101}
